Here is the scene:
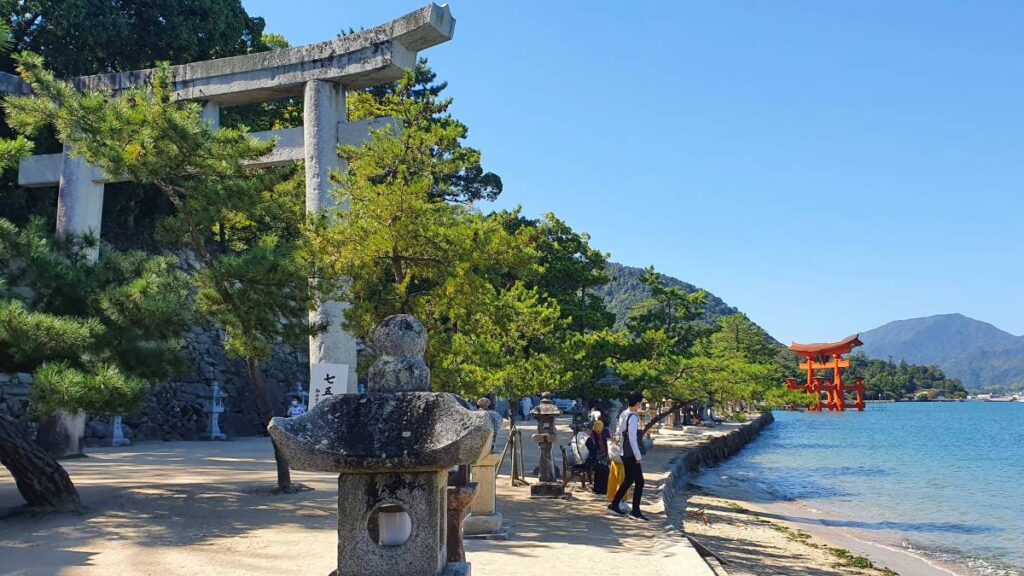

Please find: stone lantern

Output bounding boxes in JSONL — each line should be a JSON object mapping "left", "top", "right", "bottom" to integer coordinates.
{"left": 287, "top": 381, "right": 308, "bottom": 405}
{"left": 203, "top": 381, "right": 227, "bottom": 440}
{"left": 269, "top": 315, "right": 492, "bottom": 576}
{"left": 598, "top": 368, "right": 624, "bottom": 429}
{"left": 528, "top": 392, "right": 564, "bottom": 498}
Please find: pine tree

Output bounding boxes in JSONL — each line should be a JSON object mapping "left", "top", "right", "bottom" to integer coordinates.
{"left": 5, "top": 53, "right": 310, "bottom": 492}
{"left": 0, "top": 218, "right": 190, "bottom": 510}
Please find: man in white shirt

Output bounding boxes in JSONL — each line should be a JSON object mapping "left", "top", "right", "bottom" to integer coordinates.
{"left": 608, "top": 392, "right": 649, "bottom": 521}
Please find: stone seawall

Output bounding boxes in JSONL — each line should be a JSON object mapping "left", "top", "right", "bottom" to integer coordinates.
{"left": 662, "top": 412, "right": 775, "bottom": 528}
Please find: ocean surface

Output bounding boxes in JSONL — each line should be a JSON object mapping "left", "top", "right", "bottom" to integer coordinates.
{"left": 694, "top": 402, "right": 1024, "bottom": 575}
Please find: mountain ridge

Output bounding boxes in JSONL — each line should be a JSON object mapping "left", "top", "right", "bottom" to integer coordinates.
{"left": 858, "top": 313, "right": 1024, "bottom": 389}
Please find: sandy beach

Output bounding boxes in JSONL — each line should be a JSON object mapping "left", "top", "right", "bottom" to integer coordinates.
{"left": 685, "top": 465, "right": 973, "bottom": 576}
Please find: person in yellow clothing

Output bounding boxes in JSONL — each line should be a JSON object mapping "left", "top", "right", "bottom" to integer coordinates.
{"left": 605, "top": 434, "right": 631, "bottom": 508}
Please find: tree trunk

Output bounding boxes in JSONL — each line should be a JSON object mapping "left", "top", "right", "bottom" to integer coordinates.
{"left": 245, "top": 357, "right": 293, "bottom": 492}
{"left": 0, "top": 414, "right": 81, "bottom": 511}
{"left": 642, "top": 402, "right": 682, "bottom": 435}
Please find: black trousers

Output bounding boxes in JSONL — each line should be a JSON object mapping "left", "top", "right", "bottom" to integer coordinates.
{"left": 592, "top": 462, "right": 609, "bottom": 494}
{"left": 611, "top": 456, "right": 644, "bottom": 513}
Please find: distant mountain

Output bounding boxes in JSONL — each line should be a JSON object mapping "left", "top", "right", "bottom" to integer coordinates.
{"left": 594, "top": 263, "right": 778, "bottom": 340}
{"left": 859, "top": 314, "right": 1024, "bottom": 389}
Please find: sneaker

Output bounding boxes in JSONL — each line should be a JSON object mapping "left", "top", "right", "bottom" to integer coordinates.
{"left": 620, "top": 502, "right": 631, "bottom": 514}
{"left": 607, "top": 503, "right": 626, "bottom": 516}
{"left": 628, "top": 512, "right": 650, "bottom": 522}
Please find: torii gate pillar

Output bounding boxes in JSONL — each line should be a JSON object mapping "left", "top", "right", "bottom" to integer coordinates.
{"left": 55, "top": 146, "right": 105, "bottom": 261}
{"left": 304, "top": 80, "right": 357, "bottom": 392}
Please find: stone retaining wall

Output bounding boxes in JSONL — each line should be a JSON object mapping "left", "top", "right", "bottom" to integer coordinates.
{"left": 0, "top": 327, "right": 306, "bottom": 444}
{"left": 662, "top": 412, "right": 775, "bottom": 529}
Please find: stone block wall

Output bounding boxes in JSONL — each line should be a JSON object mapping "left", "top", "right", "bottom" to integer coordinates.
{"left": 0, "top": 327, "right": 308, "bottom": 445}
{"left": 662, "top": 412, "right": 775, "bottom": 530}
{"left": 0, "top": 372, "right": 35, "bottom": 437}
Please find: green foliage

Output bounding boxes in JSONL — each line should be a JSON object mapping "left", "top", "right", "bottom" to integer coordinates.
{"left": 0, "top": 300, "right": 102, "bottom": 370}
{"left": 31, "top": 362, "right": 144, "bottom": 417}
{"left": 708, "top": 313, "right": 779, "bottom": 364}
{"left": 195, "top": 234, "right": 310, "bottom": 361}
{"left": 5, "top": 53, "right": 311, "bottom": 370}
{"left": 594, "top": 262, "right": 741, "bottom": 330}
{"left": 436, "top": 282, "right": 565, "bottom": 401}
{"left": 1, "top": 0, "right": 267, "bottom": 77}
{"left": 504, "top": 212, "right": 616, "bottom": 334}
{"left": 1, "top": 217, "right": 191, "bottom": 377}
{"left": 0, "top": 2, "right": 280, "bottom": 244}
{"left": 626, "top": 266, "right": 712, "bottom": 355}
{"left": 0, "top": 217, "right": 190, "bottom": 417}
{"left": 347, "top": 60, "right": 502, "bottom": 204}
{"left": 846, "top": 353, "right": 967, "bottom": 400}
{"left": 0, "top": 133, "right": 30, "bottom": 170}
{"left": 611, "top": 280, "right": 798, "bottom": 415}
{"left": 314, "top": 113, "right": 558, "bottom": 398}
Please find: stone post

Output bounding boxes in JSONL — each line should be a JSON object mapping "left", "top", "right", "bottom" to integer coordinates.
{"left": 110, "top": 415, "right": 130, "bottom": 447}
{"left": 304, "top": 79, "right": 358, "bottom": 393}
{"left": 464, "top": 452, "right": 505, "bottom": 538}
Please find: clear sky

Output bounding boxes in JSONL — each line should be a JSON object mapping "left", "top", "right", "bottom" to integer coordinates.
{"left": 243, "top": 0, "right": 1024, "bottom": 344}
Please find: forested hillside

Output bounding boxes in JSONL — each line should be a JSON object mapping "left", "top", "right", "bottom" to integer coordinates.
{"left": 846, "top": 353, "right": 967, "bottom": 400}
{"left": 594, "top": 262, "right": 741, "bottom": 329}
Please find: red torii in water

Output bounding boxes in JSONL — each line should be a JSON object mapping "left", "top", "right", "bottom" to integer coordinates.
{"left": 786, "top": 335, "right": 866, "bottom": 412}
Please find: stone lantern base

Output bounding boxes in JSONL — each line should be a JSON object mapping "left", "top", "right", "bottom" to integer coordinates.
{"left": 332, "top": 563, "right": 470, "bottom": 576}
{"left": 464, "top": 512, "right": 505, "bottom": 538}
{"left": 337, "top": 471, "right": 447, "bottom": 576}
{"left": 529, "top": 482, "right": 565, "bottom": 498}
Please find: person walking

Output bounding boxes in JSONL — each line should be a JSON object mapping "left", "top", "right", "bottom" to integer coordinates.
{"left": 586, "top": 420, "right": 610, "bottom": 494}
{"left": 608, "top": 392, "right": 649, "bottom": 521}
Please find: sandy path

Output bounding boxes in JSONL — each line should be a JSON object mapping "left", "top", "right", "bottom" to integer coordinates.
{"left": 0, "top": 421, "right": 713, "bottom": 576}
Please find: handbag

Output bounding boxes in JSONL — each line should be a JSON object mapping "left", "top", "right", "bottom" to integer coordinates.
{"left": 608, "top": 438, "right": 623, "bottom": 463}
{"left": 621, "top": 413, "right": 647, "bottom": 457}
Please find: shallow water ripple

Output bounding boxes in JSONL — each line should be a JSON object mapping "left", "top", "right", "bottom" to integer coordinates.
{"left": 697, "top": 402, "right": 1024, "bottom": 575}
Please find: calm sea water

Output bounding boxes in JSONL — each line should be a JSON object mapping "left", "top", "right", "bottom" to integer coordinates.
{"left": 695, "top": 402, "right": 1024, "bottom": 575}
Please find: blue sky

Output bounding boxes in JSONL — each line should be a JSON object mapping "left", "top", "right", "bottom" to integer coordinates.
{"left": 243, "top": 1, "right": 1024, "bottom": 344}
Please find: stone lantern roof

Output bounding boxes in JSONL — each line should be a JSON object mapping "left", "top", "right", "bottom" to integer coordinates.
{"left": 530, "top": 392, "right": 562, "bottom": 418}
{"left": 597, "top": 368, "right": 624, "bottom": 388}
{"left": 268, "top": 392, "right": 490, "bottom": 473}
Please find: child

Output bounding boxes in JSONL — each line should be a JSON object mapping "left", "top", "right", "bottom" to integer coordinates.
{"left": 287, "top": 396, "right": 306, "bottom": 417}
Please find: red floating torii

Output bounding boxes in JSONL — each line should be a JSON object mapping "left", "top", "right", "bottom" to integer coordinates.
{"left": 786, "top": 335, "right": 866, "bottom": 412}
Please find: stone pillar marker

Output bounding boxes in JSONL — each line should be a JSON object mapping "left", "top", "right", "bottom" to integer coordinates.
{"left": 269, "top": 314, "right": 491, "bottom": 576}
{"left": 464, "top": 452, "right": 506, "bottom": 539}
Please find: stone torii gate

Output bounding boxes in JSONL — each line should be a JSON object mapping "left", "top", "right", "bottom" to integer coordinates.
{"left": 4, "top": 4, "right": 455, "bottom": 403}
